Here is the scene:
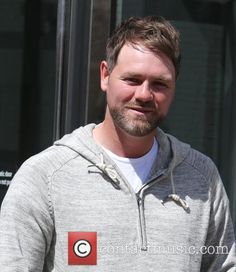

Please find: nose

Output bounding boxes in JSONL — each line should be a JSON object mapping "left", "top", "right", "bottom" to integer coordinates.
{"left": 134, "top": 81, "right": 153, "bottom": 102}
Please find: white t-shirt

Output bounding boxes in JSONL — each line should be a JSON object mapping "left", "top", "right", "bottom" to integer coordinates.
{"left": 102, "top": 139, "right": 158, "bottom": 193}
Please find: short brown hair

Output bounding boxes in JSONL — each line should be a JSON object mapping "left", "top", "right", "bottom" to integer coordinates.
{"left": 106, "top": 16, "right": 181, "bottom": 77}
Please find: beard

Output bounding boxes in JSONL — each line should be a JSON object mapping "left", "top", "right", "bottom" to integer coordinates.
{"left": 108, "top": 101, "right": 165, "bottom": 137}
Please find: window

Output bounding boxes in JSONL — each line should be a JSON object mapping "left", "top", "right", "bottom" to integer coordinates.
{"left": 0, "top": 0, "right": 57, "bottom": 203}
{"left": 114, "top": 0, "right": 236, "bottom": 228}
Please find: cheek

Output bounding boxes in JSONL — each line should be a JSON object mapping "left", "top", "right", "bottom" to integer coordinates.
{"left": 154, "top": 92, "right": 174, "bottom": 109}
{"left": 108, "top": 82, "right": 135, "bottom": 102}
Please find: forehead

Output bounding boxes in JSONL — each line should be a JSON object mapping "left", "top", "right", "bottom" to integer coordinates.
{"left": 115, "top": 43, "right": 176, "bottom": 79}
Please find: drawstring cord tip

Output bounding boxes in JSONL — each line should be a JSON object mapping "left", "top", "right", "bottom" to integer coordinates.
{"left": 87, "top": 154, "right": 120, "bottom": 189}
{"left": 161, "top": 194, "right": 189, "bottom": 212}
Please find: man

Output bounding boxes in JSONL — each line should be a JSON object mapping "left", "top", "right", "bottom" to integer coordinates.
{"left": 0, "top": 16, "right": 235, "bottom": 271}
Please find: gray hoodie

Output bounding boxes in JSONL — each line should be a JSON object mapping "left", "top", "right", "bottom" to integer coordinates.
{"left": 0, "top": 124, "right": 235, "bottom": 271}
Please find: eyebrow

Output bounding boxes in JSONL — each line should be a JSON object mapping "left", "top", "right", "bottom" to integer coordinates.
{"left": 121, "top": 72, "right": 173, "bottom": 82}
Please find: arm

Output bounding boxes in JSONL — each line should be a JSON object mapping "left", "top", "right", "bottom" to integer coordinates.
{"left": 201, "top": 168, "right": 236, "bottom": 271}
{"left": 0, "top": 163, "right": 54, "bottom": 272}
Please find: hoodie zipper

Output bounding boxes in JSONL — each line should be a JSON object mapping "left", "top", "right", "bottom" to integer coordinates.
{"left": 100, "top": 160, "right": 167, "bottom": 250}
{"left": 88, "top": 153, "right": 168, "bottom": 251}
{"left": 137, "top": 194, "right": 147, "bottom": 250}
{"left": 136, "top": 172, "right": 166, "bottom": 250}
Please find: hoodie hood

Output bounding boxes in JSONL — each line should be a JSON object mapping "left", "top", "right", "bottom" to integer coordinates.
{"left": 54, "top": 124, "right": 102, "bottom": 165}
{"left": 55, "top": 123, "right": 190, "bottom": 173}
{"left": 54, "top": 123, "right": 191, "bottom": 210}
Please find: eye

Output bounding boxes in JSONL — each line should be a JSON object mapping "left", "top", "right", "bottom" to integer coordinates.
{"left": 123, "top": 77, "right": 142, "bottom": 85}
{"left": 152, "top": 81, "right": 169, "bottom": 91}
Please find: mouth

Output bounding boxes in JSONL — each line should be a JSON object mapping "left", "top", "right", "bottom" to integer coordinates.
{"left": 127, "top": 106, "right": 155, "bottom": 114}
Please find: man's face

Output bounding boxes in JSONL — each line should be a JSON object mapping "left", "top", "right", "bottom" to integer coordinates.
{"left": 100, "top": 43, "right": 176, "bottom": 137}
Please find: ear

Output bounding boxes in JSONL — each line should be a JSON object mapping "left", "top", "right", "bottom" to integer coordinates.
{"left": 100, "top": 61, "right": 109, "bottom": 92}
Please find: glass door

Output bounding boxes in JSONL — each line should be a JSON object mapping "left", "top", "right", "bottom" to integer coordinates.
{"left": 113, "top": 0, "right": 236, "bottom": 228}
{"left": 0, "top": 0, "right": 57, "bottom": 204}
{"left": 54, "top": 0, "right": 113, "bottom": 137}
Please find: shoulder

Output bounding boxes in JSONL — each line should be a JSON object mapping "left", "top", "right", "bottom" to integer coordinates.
{"left": 166, "top": 133, "right": 231, "bottom": 208}
{"left": 18, "top": 144, "right": 79, "bottom": 180}
{"left": 167, "top": 132, "right": 219, "bottom": 183}
{"left": 4, "top": 143, "right": 79, "bottom": 210}
{"left": 185, "top": 147, "right": 217, "bottom": 181}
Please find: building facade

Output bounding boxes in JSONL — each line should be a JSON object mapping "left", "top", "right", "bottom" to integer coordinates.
{"left": 0, "top": 0, "right": 236, "bottom": 231}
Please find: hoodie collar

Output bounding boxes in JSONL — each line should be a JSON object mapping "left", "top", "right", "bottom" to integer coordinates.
{"left": 55, "top": 123, "right": 191, "bottom": 210}
{"left": 55, "top": 123, "right": 190, "bottom": 173}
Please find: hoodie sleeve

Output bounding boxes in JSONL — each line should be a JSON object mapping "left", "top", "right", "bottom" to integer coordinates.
{"left": 0, "top": 163, "right": 54, "bottom": 272}
{"left": 200, "top": 166, "right": 236, "bottom": 272}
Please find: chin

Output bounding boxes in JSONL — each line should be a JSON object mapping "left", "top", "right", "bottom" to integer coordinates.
{"left": 120, "top": 121, "right": 159, "bottom": 137}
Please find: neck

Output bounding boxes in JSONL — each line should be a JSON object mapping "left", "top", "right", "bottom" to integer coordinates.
{"left": 93, "top": 112, "right": 156, "bottom": 158}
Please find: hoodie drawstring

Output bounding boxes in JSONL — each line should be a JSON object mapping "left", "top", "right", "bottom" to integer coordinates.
{"left": 88, "top": 154, "right": 189, "bottom": 211}
{"left": 87, "top": 154, "right": 120, "bottom": 189}
{"left": 161, "top": 171, "right": 189, "bottom": 211}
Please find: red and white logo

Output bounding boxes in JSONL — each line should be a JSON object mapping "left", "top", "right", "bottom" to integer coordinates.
{"left": 68, "top": 232, "right": 97, "bottom": 265}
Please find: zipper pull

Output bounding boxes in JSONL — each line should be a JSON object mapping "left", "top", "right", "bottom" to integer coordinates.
{"left": 137, "top": 195, "right": 143, "bottom": 207}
